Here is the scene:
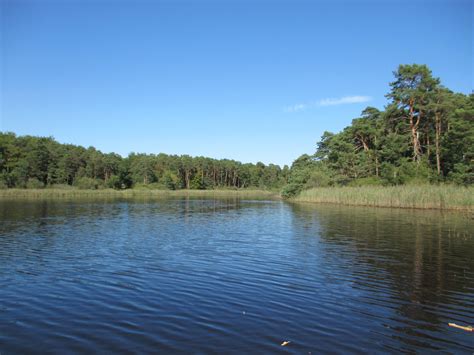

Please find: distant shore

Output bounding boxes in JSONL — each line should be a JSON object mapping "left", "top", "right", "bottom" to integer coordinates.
{"left": 0, "top": 188, "right": 279, "bottom": 200}
{"left": 1, "top": 186, "right": 472, "bottom": 212}
{"left": 291, "top": 185, "right": 474, "bottom": 212}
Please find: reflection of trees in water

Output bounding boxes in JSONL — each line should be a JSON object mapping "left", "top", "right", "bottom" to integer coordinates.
{"left": 0, "top": 198, "right": 262, "bottom": 264}
{"left": 289, "top": 203, "right": 474, "bottom": 340}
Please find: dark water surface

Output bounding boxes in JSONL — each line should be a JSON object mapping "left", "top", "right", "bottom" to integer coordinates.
{"left": 0, "top": 198, "right": 473, "bottom": 353}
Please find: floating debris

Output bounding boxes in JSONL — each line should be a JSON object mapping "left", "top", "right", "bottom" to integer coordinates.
{"left": 281, "top": 341, "right": 291, "bottom": 346}
{"left": 448, "top": 323, "right": 473, "bottom": 332}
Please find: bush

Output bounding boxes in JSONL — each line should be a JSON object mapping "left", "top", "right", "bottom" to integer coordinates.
{"left": 281, "top": 183, "right": 303, "bottom": 198}
{"left": 162, "top": 172, "right": 179, "bottom": 190}
{"left": 190, "top": 175, "right": 209, "bottom": 190}
{"left": 106, "top": 175, "right": 122, "bottom": 189}
{"left": 74, "top": 177, "right": 103, "bottom": 190}
{"left": 399, "top": 160, "right": 434, "bottom": 184}
{"left": 448, "top": 163, "right": 474, "bottom": 186}
{"left": 348, "top": 177, "right": 384, "bottom": 187}
{"left": 26, "top": 178, "right": 45, "bottom": 189}
{"left": 304, "top": 170, "right": 331, "bottom": 188}
{"left": 380, "top": 162, "right": 401, "bottom": 185}
{"left": 380, "top": 160, "right": 435, "bottom": 185}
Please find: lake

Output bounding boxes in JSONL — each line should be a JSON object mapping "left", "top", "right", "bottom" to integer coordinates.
{"left": 0, "top": 198, "right": 473, "bottom": 353}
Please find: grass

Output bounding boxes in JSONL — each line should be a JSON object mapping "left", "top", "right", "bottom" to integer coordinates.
{"left": 2, "top": 185, "right": 472, "bottom": 212}
{"left": 292, "top": 185, "right": 474, "bottom": 211}
{"left": 0, "top": 188, "right": 279, "bottom": 200}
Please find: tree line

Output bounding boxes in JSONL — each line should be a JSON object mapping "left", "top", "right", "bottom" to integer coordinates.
{"left": 0, "top": 133, "right": 289, "bottom": 190}
{"left": 1, "top": 64, "right": 472, "bottom": 194}
{"left": 282, "top": 64, "right": 473, "bottom": 197}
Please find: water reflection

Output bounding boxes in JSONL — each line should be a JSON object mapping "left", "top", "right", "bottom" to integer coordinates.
{"left": 0, "top": 199, "right": 472, "bottom": 353}
{"left": 289, "top": 204, "right": 474, "bottom": 351}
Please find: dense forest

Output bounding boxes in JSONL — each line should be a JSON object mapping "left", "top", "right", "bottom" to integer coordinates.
{"left": 0, "top": 64, "right": 472, "bottom": 194}
{"left": 0, "top": 133, "right": 289, "bottom": 190}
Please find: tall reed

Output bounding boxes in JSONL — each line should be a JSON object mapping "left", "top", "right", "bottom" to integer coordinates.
{"left": 292, "top": 185, "right": 474, "bottom": 211}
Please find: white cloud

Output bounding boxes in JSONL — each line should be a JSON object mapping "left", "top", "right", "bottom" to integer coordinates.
{"left": 284, "top": 103, "right": 308, "bottom": 113}
{"left": 285, "top": 95, "right": 372, "bottom": 112}
{"left": 317, "top": 95, "right": 372, "bottom": 106}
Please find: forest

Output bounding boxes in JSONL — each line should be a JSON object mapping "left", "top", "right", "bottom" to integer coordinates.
{"left": 0, "top": 133, "right": 289, "bottom": 190}
{"left": 0, "top": 64, "right": 472, "bottom": 195}
{"left": 282, "top": 64, "right": 473, "bottom": 196}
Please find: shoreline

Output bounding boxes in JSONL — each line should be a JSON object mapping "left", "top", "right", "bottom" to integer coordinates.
{"left": 1, "top": 186, "right": 472, "bottom": 213}
{"left": 290, "top": 185, "right": 474, "bottom": 212}
{"left": 0, "top": 188, "right": 280, "bottom": 200}
{"left": 291, "top": 200, "right": 474, "bottom": 216}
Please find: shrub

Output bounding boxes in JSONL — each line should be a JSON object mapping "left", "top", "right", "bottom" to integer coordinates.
{"left": 74, "top": 177, "right": 103, "bottom": 190}
{"left": 26, "top": 178, "right": 45, "bottom": 189}
{"left": 348, "top": 177, "right": 384, "bottom": 187}
{"left": 399, "top": 160, "right": 435, "bottom": 184}
{"left": 448, "top": 163, "right": 474, "bottom": 186}
{"left": 190, "top": 175, "right": 209, "bottom": 190}
{"left": 281, "top": 183, "right": 303, "bottom": 198}
{"left": 162, "top": 172, "right": 179, "bottom": 190}
{"left": 106, "top": 175, "right": 122, "bottom": 189}
{"left": 380, "top": 160, "right": 435, "bottom": 185}
{"left": 304, "top": 170, "right": 331, "bottom": 188}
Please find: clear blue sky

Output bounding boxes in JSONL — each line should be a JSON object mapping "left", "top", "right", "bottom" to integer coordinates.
{"left": 1, "top": 0, "right": 472, "bottom": 166}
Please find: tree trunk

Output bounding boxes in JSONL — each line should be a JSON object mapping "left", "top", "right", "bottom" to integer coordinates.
{"left": 374, "top": 135, "right": 379, "bottom": 177}
{"left": 184, "top": 170, "right": 190, "bottom": 189}
{"left": 426, "top": 134, "right": 430, "bottom": 161}
{"left": 362, "top": 140, "right": 369, "bottom": 152}
{"left": 409, "top": 99, "right": 422, "bottom": 162}
{"left": 375, "top": 156, "right": 379, "bottom": 177}
{"left": 435, "top": 112, "right": 442, "bottom": 175}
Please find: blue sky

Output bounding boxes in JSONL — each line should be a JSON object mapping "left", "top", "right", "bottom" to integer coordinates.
{"left": 1, "top": 0, "right": 472, "bottom": 166}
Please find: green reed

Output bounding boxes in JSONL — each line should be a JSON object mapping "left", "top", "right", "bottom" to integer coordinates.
{"left": 292, "top": 185, "right": 474, "bottom": 211}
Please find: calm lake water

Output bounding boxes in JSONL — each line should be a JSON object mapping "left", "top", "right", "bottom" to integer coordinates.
{"left": 0, "top": 198, "right": 473, "bottom": 353}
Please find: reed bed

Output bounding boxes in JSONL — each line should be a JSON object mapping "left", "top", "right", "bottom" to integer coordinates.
{"left": 0, "top": 188, "right": 279, "bottom": 200}
{"left": 292, "top": 185, "right": 474, "bottom": 211}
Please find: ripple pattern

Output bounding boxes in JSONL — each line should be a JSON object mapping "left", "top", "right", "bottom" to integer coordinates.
{"left": 0, "top": 199, "right": 473, "bottom": 353}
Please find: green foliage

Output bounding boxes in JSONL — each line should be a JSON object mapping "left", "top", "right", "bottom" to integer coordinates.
{"left": 347, "top": 177, "right": 384, "bottom": 187}
{"left": 190, "top": 174, "right": 207, "bottom": 190}
{"left": 281, "top": 183, "right": 303, "bottom": 198}
{"left": 75, "top": 177, "right": 103, "bottom": 190}
{"left": 106, "top": 175, "right": 122, "bottom": 189}
{"left": 448, "top": 163, "right": 474, "bottom": 186}
{"left": 282, "top": 64, "right": 473, "bottom": 197}
{"left": 26, "top": 178, "right": 45, "bottom": 189}
{"left": 162, "top": 171, "right": 179, "bottom": 190}
{"left": 398, "top": 160, "right": 435, "bottom": 185}
{"left": 305, "top": 170, "right": 331, "bottom": 188}
{"left": 0, "top": 132, "right": 287, "bottom": 191}
{"left": 1, "top": 64, "right": 471, "bottom": 197}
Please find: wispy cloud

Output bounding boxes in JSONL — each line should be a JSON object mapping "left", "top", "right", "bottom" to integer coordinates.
{"left": 317, "top": 95, "right": 372, "bottom": 106}
{"left": 285, "top": 95, "right": 372, "bottom": 112}
{"left": 285, "top": 103, "right": 308, "bottom": 113}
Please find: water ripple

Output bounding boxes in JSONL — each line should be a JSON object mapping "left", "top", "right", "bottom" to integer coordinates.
{"left": 0, "top": 199, "right": 473, "bottom": 353}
